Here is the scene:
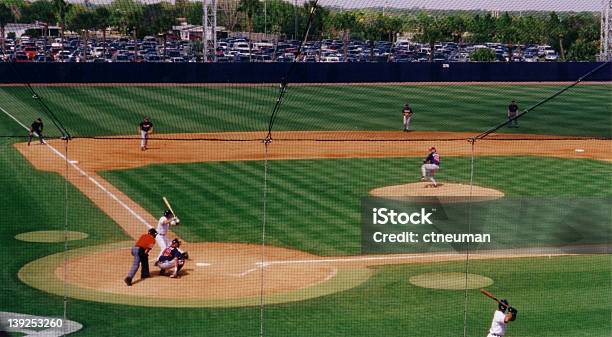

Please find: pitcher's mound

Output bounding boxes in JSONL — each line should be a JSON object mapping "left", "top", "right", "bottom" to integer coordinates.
{"left": 370, "top": 182, "right": 504, "bottom": 203}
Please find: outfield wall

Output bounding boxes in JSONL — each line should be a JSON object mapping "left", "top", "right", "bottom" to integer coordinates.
{"left": 0, "top": 62, "right": 609, "bottom": 83}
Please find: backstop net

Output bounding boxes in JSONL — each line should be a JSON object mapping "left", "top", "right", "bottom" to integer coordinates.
{"left": 0, "top": 1, "right": 610, "bottom": 336}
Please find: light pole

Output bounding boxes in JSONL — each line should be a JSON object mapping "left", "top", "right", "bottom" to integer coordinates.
{"left": 294, "top": 0, "right": 298, "bottom": 39}
{"left": 264, "top": 0, "right": 267, "bottom": 36}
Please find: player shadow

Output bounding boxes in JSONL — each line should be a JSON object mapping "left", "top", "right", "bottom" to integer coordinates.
{"left": 424, "top": 183, "right": 444, "bottom": 188}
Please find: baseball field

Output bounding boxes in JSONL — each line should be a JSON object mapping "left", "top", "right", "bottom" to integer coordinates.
{"left": 1, "top": 82, "right": 611, "bottom": 336}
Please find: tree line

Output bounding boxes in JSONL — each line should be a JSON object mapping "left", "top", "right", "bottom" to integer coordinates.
{"left": 0, "top": 0, "right": 601, "bottom": 61}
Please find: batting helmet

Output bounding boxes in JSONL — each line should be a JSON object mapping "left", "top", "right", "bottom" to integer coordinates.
{"left": 148, "top": 228, "right": 158, "bottom": 237}
{"left": 499, "top": 299, "right": 509, "bottom": 312}
{"left": 164, "top": 210, "right": 173, "bottom": 217}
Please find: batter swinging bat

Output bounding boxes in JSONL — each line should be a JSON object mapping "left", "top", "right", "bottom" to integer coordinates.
{"left": 163, "top": 196, "right": 176, "bottom": 217}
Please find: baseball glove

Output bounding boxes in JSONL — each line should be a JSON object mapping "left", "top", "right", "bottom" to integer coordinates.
{"left": 508, "top": 306, "right": 518, "bottom": 321}
{"left": 182, "top": 251, "right": 189, "bottom": 260}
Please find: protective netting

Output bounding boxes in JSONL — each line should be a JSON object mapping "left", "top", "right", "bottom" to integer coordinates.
{"left": 1, "top": 1, "right": 612, "bottom": 336}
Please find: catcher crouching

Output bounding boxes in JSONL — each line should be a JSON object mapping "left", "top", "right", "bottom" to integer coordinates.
{"left": 156, "top": 238, "right": 188, "bottom": 278}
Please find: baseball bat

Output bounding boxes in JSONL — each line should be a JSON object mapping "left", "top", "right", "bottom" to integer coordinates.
{"left": 480, "top": 289, "right": 503, "bottom": 304}
{"left": 162, "top": 196, "right": 176, "bottom": 216}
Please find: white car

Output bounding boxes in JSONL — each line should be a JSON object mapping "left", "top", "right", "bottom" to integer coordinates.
{"left": 544, "top": 50, "right": 559, "bottom": 61}
{"left": 92, "top": 47, "right": 105, "bottom": 57}
{"left": 544, "top": 53, "right": 559, "bottom": 61}
{"left": 232, "top": 42, "right": 250, "bottom": 52}
{"left": 322, "top": 56, "right": 340, "bottom": 62}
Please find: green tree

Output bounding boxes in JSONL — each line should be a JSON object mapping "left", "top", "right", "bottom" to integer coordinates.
{"left": 28, "top": 0, "right": 55, "bottom": 44}
{"left": 258, "top": 0, "right": 297, "bottom": 37}
{"left": 140, "top": 3, "right": 175, "bottom": 38}
{"left": 495, "top": 12, "right": 519, "bottom": 62}
{"left": 2, "top": 0, "right": 27, "bottom": 23}
{"left": 546, "top": 12, "right": 565, "bottom": 61}
{"left": 66, "top": 5, "right": 95, "bottom": 61}
{"left": 326, "top": 11, "right": 357, "bottom": 57}
{"left": 566, "top": 39, "right": 598, "bottom": 61}
{"left": 238, "top": 0, "right": 261, "bottom": 60}
{"left": 415, "top": 14, "right": 449, "bottom": 62}
{"left": 109, "top": 0, "right": 143, "bottom": 37}
{"left": 217, "top": 0, "right": 240, "bottom": 32}
{"left": 185, "top": 1, "right": 202, "bottom": 25}
{"left": 94, "top": 6, "right": 111, "bottom": 56}
{"left": 53, "top": 0, "right": 70, "bottom": 45}
{"left": 513, "top": 15, "right": 541, "bottom": 45}
{"left": 467, "top": 13, "right": 495, "bottom": 43}
{"left": 302, "top": 0, "right": 328, "bottom": 40}
{"left": 470, "top": 47, "right": 496, "bottom": 61}
{"left": 445, "top": 14, "right": 466, "bottom": 43}
{"left": 0, "top": 2, "right": 15, "bottom": 52}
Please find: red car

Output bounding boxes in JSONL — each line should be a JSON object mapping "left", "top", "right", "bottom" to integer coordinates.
{"left": 24, "top": 47, "right": 37, "bottom": 59}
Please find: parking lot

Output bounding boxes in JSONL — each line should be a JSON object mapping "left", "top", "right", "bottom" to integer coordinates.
{"left": 0, "top": 35, "right": 560, "bottom": 63}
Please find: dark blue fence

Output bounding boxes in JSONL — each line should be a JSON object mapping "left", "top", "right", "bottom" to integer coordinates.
{"left": 0, "top": 62, "right": 609, "bottom": 83}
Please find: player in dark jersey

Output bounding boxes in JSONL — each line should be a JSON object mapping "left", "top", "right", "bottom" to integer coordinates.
{"left": 27, "top": 118, "right": 44, "bottom": 146}
{"left": 139, "top": 116, "right": 154, "bottom": 150}
{"left": 507, "top": 100, "right": 519, "bottom": 128}
{"left": 402, "top": 103, "right": 414, "bottom": 132}
{"left": 420, "top": 146, "right": 440, "bottom": 188}
{"left": 156, "top": 238, "right": 186, "bottom": 278}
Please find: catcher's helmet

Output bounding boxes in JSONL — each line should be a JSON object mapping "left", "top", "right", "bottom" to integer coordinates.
{"left": 148, "top": 228, "right": 158, "bottom": 236}
{"left": 164, "top": 210, "right": 173, "bottom": 217}
{"left": 499, "top": 299, "right": 509, "bottom": 312}
{"left": 172, "top": 238, "right": 181, "bottom": 246}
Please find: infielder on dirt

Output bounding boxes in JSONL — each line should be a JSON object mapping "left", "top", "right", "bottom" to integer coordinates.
{"left": 156, "top": 210, "right": 179, "bottom": 259}
{"left": 420, "top": 146, "right": 440, "bottom": 187}
{"left": 487, "top": 299, "right": 517, "bottom": 337}
{"left": 138, "top": 116, "right": 153, "bottom": 151}
{"left": 157, "top": 238, "right": 186, "bottom": 278}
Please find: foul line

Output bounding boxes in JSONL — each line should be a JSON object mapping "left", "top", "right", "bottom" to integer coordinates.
{"left": 255, "top": 253, "right": 460, "bottom": 267}
{"left": 0, "top": 106, "right": 152, "bottom": 229}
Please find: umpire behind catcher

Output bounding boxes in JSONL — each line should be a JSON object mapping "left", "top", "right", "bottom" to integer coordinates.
{"left": 125, "top": 228, "right": 158, "bottom": 286}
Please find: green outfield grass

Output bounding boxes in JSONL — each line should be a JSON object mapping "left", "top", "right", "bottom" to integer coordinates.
{"left": 0, "top": 138, "right": 129, "bottom": 328}
{"left": 102, "top": 156, "right": 612, "bottom": 256}
{"left": 0, "top": 84, "right": 609, "bottom": 137}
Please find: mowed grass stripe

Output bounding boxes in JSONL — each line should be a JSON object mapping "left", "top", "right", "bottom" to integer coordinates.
{"left": 164, "top": 86, "right": 271, "bottom": 131}
{"left": 101, "top": 156, "right": 612, "bottom": 255}
{"left": 46, "top": 86, "right": 135, "bottom": 135}
{"left": 2, "top": 84, "right": 608, "bottom": 136}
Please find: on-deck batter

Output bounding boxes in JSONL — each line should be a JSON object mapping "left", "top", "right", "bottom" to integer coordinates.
{"left": 487, "top": 299, "right": 516, "bottom": 337}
